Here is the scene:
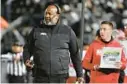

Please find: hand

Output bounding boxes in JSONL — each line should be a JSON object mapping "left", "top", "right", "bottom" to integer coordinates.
{"left": 94, "top": 65, "right": 100, "bottom": 70}
{"left": 14, "top": 54, "right": 21, "bottom": 62}
{"left": 25, "top": 60, "right": 33, "bottom": 69}
{"left": 114, "top": 62, "right": 122, "bottom": 69}
{"left": 76, "top": 77, "right": 85, "bottom": 84}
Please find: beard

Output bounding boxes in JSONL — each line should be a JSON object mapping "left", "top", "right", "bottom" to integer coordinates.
{"left": 44, "top": 18, "right": 57, "bottom": 26}
{"left": 45, "top": 21, "right": 55, "bottom": 25}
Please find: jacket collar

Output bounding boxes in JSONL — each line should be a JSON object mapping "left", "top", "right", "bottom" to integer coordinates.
{"left": 40, "top": 21, "right": 61, "bottom": 34}
{"left": 95, "top": 36, "right": 114, "bottom": 45}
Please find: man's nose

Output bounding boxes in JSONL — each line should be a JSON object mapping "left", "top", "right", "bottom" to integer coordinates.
{"left": 100, "top": 30, "right": 104, "bottom": 34}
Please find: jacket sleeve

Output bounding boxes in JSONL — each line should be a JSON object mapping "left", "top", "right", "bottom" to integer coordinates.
{"left": 23, "top": 28, "right": 34, "bottom": 63}
{"left": 120, "top": 49, "right": 127, "bottom": 70}
{"left": 1, "top": 53, "right": 13, "bottom": 60}
{"left": 69, "top": 28, "right": 83, "bottom": 77}
{"left": 82, "top": 44, "right": 95, "bottom": 70}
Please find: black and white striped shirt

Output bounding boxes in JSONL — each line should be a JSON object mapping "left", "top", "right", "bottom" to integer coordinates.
{"left": 1, "top": 52, "right": 26, "bottom": 76}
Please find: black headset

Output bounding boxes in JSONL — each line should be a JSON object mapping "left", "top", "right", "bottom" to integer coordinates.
{"left": 54, "top": 4, "right": 61, "bottom": 14}
{"left": 45, "top": 4, "right": 61, "bottom": 14}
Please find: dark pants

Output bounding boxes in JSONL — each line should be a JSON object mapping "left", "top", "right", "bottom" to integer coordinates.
{"left": 84, "top": 69, "right": 90, "bottom": 83}
{"left": 118, "top": 70, "right": 125, "bottom": 83}
{"left": 33, "top": 74, "right": 68, "bottom": 83}
{"left": 26, "top": 69, "right": 33, "bottom": 83}
{"left": 8, "top": 75, "right": 25, "bottom": 83}
{"left": 33, "top": 69, "right": 69, "bottom": 83}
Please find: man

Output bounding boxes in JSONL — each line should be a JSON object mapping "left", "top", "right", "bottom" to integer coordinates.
{"left": 23, "top": 4, "right": 84, "bottom": 83}
{"left": 82, "top": 21, "right": 127, "bottom": 83}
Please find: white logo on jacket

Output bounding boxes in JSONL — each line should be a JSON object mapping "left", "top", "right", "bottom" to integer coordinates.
{"left": 40, "top": 32, "right": 47, "bottom": 35}
{"left": 96, "top": 49, "right": 103, "bottom": 56}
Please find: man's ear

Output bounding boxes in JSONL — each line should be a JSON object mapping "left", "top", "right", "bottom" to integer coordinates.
{"left": 54, "top": 14, "right": 59, "bottom": 20}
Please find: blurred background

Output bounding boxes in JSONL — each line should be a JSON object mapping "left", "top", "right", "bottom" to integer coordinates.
{"left": 1, "top": 0, "right": 127, "bottom": 83}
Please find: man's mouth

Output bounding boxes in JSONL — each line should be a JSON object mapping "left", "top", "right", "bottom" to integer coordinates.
{"left": 100, "top": 34, "right": 104, "bottom": 37}
{"left": 46, "top": 19, "right": 50, "bottom": 21}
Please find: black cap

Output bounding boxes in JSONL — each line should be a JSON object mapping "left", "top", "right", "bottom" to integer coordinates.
{"left": 12, "top": 41, "right": 24, "bottom": 46}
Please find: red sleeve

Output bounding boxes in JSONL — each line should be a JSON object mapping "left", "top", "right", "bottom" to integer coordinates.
{"left": 82, "top": 44, "right": 95, "bottom": 70}
{"left": 121, "top": 49, "right": 127, "bottom": 70}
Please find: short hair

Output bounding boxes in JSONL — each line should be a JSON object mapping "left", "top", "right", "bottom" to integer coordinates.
{"left": 101, "top": 21, "right": 114, "bottom": 29}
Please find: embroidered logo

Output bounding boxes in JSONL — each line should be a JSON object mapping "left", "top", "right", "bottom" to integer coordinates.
{"left": 96, "top": 49, "right": 102, "bottom": 56}
{"left": 40, "top": 32, "right": 47, "bottom": 35}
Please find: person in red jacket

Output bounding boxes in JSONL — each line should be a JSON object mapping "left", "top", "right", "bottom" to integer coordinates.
{"left": 0, "top": 16, "right": 9, "bottom": 30}
{"left": 82, "top": 21, "right": 127, "bottom": 83}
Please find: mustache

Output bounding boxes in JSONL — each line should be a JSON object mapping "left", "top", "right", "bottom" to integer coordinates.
{"left": 43, "top": 18, "right": 54, "bottom": 25}
{"left": 45, "top": 17, "right": 50, "bottom": 20}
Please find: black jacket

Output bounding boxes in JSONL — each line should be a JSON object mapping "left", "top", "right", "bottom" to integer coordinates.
{"left": 23, "top": 23, "right": 83, "bottom": 77}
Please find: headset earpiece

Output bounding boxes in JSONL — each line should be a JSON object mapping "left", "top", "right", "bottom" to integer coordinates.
{"left": 54, "top": 4, "right": 61, "bottom": 14}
